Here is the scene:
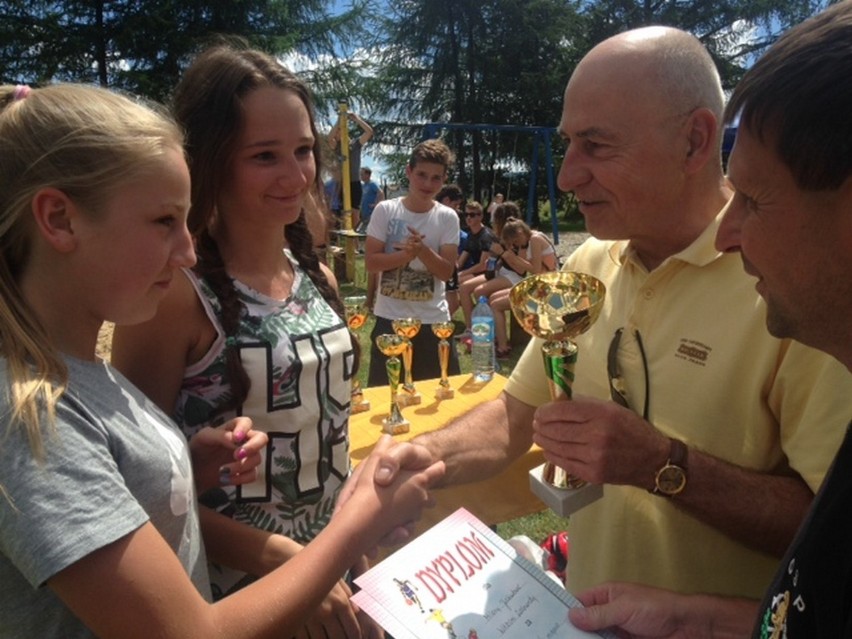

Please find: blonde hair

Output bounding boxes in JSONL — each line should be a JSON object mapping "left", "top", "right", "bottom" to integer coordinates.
{"left": 0, "top": 84, "right": 183, "bottom": 460}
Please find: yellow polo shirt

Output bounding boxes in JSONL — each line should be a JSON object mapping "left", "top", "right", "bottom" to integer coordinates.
{"left": 504, "top": 211, "right": 852, "bottom": 598}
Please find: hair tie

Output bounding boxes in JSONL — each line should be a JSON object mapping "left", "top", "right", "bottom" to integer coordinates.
{"left": 12, "top": 85, "right": 31, "bottom": 101}
{"left": 225, "top": 336, "right": 238, "bottom": 348}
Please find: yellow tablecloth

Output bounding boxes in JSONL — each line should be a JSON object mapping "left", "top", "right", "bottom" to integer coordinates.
{"left": 349, "top": 373, "right": 545, "bottom": 541}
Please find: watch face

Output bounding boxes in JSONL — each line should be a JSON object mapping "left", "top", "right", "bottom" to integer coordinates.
{"left": 656, "top": 465, "right": 687, "bottom": 495}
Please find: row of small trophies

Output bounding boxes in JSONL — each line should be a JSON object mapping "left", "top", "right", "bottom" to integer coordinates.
{"left": 343, "top": 296, "right": 458, "bottom": 436}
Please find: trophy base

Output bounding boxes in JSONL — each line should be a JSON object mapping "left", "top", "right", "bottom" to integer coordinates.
{"left": 435, "top": 387, "right": 454, "bottom": 400}
{"left": 529, "top": 464, "right": 603, "bottom": 516}
{"left": 397, "top": 391, "right": 422, "bottom": 407}
{"left": 382, "top": 418, "right": 410, "bottom": 435}
{"left": 351, "top": 399, "right": 371, "bottom": 414}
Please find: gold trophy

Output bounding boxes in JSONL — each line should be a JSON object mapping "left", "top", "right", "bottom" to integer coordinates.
{"left": 431, "top": 321, "right": 456, "bottom": 399}
{"left": 343, "top": 295, "right": 370, "bottom": 414}
{"left": 392, "top": 317, "right": 422, "bottom": 406}
{"left": 375, "top": 333, "right": 411, "bottom": 434}
{"left": 509, "top": 271, "right": 606, "bottom": 515}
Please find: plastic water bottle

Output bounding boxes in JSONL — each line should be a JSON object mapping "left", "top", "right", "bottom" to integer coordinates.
{"left": 471, "top": 296, "right": 495, "bottom": 382}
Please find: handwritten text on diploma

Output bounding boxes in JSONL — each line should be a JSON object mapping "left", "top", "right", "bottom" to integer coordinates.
{"left": 413, "top": 527, "right": 496, "bottom": 602}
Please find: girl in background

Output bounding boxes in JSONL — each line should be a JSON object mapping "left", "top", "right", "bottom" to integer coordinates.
{"left": 488, "top": 218, "right": 558, "bottom": 358}
{"left": 0, "top": 82, "right": 441, "bottom": 638}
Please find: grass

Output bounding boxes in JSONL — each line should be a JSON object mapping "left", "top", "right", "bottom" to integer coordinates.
{"left": 337, "top": 249, "right": 565, "bottom": 545}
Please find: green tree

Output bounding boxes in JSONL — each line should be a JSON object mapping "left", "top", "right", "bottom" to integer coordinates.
{"left": 359, "top": 0, "right": 834, "bottom": 218}
{"left": 579, "top": 0, "right": 837, "bottom": 90}
{"left": 0, "top": 0, "right": 366, "bottom": 101}
{"left": 364, "top": 0, "right": 583, "bottom": 200}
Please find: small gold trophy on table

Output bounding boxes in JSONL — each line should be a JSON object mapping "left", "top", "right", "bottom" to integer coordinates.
{"left": 375, "top": 334, "right": 411, "bottom": 434}
{"left": 431, "top": 321, "right": 456, "bottom": 399}
{"left": 509, "top": 271, "right": 606, "bottom": 516}
{"left": 343, "top": 295, "right": 370, "bottom": 414}
{"left": 392, "top": 317, "right": 422, "bottom": 406}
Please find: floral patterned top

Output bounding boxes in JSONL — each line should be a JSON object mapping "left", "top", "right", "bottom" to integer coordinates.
{"left": 175, "top": 251, "right": 353, "bottom": 597}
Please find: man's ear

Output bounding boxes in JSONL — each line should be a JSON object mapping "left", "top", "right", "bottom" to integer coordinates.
{"left": 683, "top": 107, "right": 719, "bottom": 174}
{"left": 31, "top": 187, "right": 78, "bottom": 253}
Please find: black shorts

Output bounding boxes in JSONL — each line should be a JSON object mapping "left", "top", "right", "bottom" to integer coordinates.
{"left": 446, "top": 266, "right": 460, "bottom": 292}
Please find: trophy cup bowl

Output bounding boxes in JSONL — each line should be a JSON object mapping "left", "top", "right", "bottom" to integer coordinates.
{"left": 375, "top": 333, "right": 411, "bottom": 434}
{"left": 509, "top": 272, "right": 605, "bottom": 344}
{"left": 509, "top": 271, "right": 607, "bottom": 515}
{"left": 431, "top": 321, "right": 456, "bottom": 399}
{"left": 392, "top": 317, "right": 423, "bottom": 406}
{"left": 343, "top": 295, "right": 370, "bottom": 414}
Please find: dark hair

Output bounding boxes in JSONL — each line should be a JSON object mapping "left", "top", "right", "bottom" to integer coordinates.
{"left": 492, "top": 201, "right": 520, "bottom": 237}
{"left": 173, "top": 43, "right": 352, "bottom": 411}
{"left": 725, "top": 2, "right": 852, "bottom": 190}
{"left": 436, "top": 184, "right": 463, "bottom": 204}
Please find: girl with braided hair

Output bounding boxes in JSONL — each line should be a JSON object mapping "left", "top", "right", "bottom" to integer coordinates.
{"left": 111, "top": 44, "right": 385, "bottom": 635}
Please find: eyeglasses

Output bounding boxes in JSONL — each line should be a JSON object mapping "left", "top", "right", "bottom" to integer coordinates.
{"left": 607, "top": 328, "right": 649, "bottom": 420}
{"left": 465, "top": 212, "right": 482, "bottom": 217}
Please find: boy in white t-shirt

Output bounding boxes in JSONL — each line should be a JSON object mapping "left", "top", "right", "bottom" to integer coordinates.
{"left": 364, "top": 139, "right": 461, "bottom": 387}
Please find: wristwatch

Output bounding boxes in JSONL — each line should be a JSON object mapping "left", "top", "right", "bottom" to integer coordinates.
{"left": 653, "top": 438, "right": 688, "bottom": 496}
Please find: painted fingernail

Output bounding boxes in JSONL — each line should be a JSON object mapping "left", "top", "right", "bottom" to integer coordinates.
{"left": 236, "top": 447, "right": 248, "bottom": 460}
{"left": 219, "top": 466, "right": 232, "bottom": 486}
{"left": 233, "top": 430, "right": 246, "bottom": 444}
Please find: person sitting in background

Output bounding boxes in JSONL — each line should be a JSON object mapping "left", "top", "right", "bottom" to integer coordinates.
{"left": 437, "top": 183, "right": 468, "bottom": 322}
{"left": 450, "top": 200, "right": 496, "bottom": 317}
{"left": 456, "top": 201, "right": 520, "bottom": 349}
{"left": 488, "top": 218, "right": 557, "bottom": 358}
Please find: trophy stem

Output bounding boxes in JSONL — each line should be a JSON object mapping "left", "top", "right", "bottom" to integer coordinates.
{"left": 435, "top": 338, "right": 454, "bottom": 399}
{"left": 350, "top": 377, "right": 370, "bottom": 414}
{"left": 542, "top": 340, "right": 578, "bottom": 401}
{"left": 541, "top": 339, "right": 586, "bottom": 489}
{"left": 399, "top": 339, "right": 421, "bottom": 405}
{"left": 383, "top": 355, "right": 410, "bottom": 434}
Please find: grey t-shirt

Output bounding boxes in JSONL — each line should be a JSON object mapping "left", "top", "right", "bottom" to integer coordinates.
{"left": 0, "top": 356, "right": 211, "bottom": 637}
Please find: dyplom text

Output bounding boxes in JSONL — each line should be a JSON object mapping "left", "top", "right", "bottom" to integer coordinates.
{"left": 412, "top": 527, "right": 496, "bottom": 603}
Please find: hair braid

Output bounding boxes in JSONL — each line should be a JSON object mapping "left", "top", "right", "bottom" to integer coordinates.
{"left": 285, "top": 214, "right": 361, "bottom": 367}
{"left": 193, "top": 228, "right": 250, "bottom": 412}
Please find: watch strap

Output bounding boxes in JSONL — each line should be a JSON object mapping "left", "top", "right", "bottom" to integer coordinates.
{"left": 668, "top": 438, "right": 688, "bottom": 469}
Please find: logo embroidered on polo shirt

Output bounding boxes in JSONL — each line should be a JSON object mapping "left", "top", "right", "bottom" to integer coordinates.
{"left": 675, "top": 338, "right": 711, "bottom": 366}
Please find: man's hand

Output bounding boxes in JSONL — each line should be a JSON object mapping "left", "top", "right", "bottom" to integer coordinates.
{"left": 532, "top": 395, "right": 668, "bottom": 489}
{"left": 569, "top": 581, "right": 759, "bottom": 637}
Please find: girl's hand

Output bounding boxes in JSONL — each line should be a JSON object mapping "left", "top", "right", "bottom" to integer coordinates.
{"left": 189, "top": 417, "right": 268, "bottom": 492}
{"left": 335, "top": 438, "right": 436, "bottom": 553}
{"left": 342, "top": 436, "right": 445, "bottom": 548}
